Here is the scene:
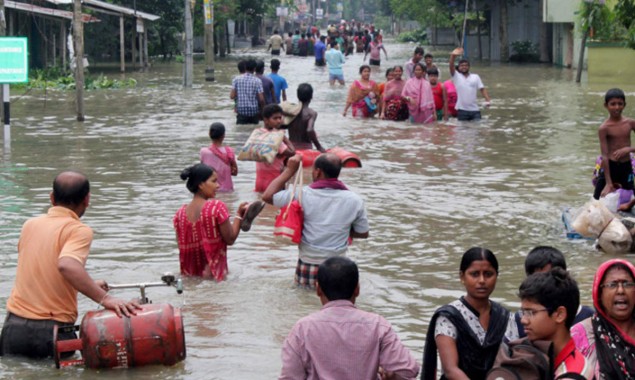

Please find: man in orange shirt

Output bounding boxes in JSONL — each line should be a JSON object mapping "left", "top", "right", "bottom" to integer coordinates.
{"left": 0, "top": 171, "right": 140, "bottom": 359}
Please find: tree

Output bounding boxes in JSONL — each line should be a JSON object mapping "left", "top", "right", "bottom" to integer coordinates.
{"left": 615, "top": 0, "right": 635, "bottom": 48}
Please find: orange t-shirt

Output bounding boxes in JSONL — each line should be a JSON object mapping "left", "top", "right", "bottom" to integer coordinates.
{"left": 6, "top": 206, "right": 93, "bottom": 323}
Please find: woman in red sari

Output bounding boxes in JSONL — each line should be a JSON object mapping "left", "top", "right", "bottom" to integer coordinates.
{"left": 173, "top": 163, "right": 248, "bottom": 281}
{"left": 343, "top": 65, "right": 379, "bottom": 118}
{"left": 379, "top": 65, "right": 409, "bottom": 121}
{"left": 401, "top": 62, "right": 435, "bottom": 124}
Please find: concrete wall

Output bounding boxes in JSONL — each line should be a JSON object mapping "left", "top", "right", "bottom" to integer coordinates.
{"left": 544, "top": 0, "right": 578, "bottom": 23}
{"left": 488, "top": 0, "right": 542, "bottom": 61}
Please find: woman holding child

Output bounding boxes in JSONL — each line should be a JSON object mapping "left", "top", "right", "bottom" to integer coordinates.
{"left": 342, "top": 65, "right": 379, "bottom": 118}
{"left": 401, "top": 62, "right": 436, "bottom": 124}
{"left": 379, "top": 65, "right": 409, "bottom": 121}
{"left": 571, "top": 259, "right": 635, "bottom": 379}
{"left": 174, "top": 164, "right": 261, "bottom": 281}
{"left": 422, "top": 247, "right": 518, "bottom": 380}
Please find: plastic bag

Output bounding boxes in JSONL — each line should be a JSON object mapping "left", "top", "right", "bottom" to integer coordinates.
{"left": 601, "top": 192, "right": 620, "bottom": 213}
{"left": 597, "top": 219, "right": 632, "bottom": 254}
{"left": 571, "top": 200, "right": 615, "bottom": 238}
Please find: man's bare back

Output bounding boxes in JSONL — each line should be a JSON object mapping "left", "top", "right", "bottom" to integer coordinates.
{"left": 287, "top": 105, "right": 325, "bottom": 152}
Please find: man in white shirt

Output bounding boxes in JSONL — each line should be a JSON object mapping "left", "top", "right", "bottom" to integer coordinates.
{"left": 449, "top": 47, "right": 491, "bottom": 121}
{"left": 262, "top": 154, "right": 369, "bottom": 288}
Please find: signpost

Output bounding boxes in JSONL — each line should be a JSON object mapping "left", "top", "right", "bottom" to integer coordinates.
{"left": 0, "top": 37, "right": 28, "bottom": 150}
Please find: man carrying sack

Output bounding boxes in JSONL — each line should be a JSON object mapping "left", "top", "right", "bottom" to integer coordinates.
{"left": 262, "top": 154, "right": 369, "bottom": 288}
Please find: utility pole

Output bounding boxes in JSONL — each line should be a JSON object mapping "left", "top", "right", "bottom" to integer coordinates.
{"left": 73, "top": 0, "right": 85, "bottom": 121}
{"left": 183, "top": 0, "right": 193, "bottom": 87}
{"left": 204, "top": 0, "right": 214, "bottom": 81}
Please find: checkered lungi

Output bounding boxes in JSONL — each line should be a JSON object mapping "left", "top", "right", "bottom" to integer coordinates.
{"left": 295, "top": 258, "right": 319, "bottom": 289}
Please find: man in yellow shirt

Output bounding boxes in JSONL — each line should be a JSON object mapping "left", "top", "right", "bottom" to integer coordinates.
{"left": 0, "top": 171, "right": 140, "bottom": 359}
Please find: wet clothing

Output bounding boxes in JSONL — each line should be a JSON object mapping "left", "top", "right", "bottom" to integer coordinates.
{"left": 402, "top": 77, "right": 435, "bottom": 124}
{"left": 0, "top": 206, "right": 92, "bottom": 358}
{"left": 255, "top": 132, "right": 289, "bottom": 192}
{"left": 314, "top": 40, "right": 326, "bottom": 65}
{"left": 593, "top": 159, "right": 635, "bottom": 199}
{"left": 268, "top": 34, "right": 284, "bottom": 54}
{"left": 0, "top": 313, "right": 77, "bottom": 358}
{"left": 273, "top": 184, "right": 369, "bottom": 287}
{"left": 294, "top": 258, "right": 319, "bottom": 288}
{"left": 298, "top": 39, "right": 308, "bottom": 57}
{"left": 347, "top": 79, "right": 378, "bottom": 118}
{"left": 258, "top": 74, "right": 276, "bottom": 105}
{"left": 452, "top": 71, "right": 485, "bottom": 112}
{"left": 200, "top": 145, "right": 236, "bottom": 192}
{"left": 232, "top": 73, "right": 263, "bottom": 119}
{"left": 268, "top": 73, "right": 288, "bottom": 104}
{"left": 173, "top": 200, "right": 230, "bottom": 281}
{"left": 457, "top": 109, "right": 481, "bottom": 121}
{"left": 279, "top": 300, "right": 420, "bottom": 380}
{"left": 325, "top": 48, "right": 345, "bottom": 77}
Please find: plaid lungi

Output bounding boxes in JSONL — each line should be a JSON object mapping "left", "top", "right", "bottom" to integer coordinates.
{"left": 295, "top": 258, "right": 319, "bottom": 289}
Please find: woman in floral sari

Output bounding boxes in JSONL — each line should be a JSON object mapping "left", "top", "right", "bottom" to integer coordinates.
{"left": 379, "top": 65, "right": 409, "bottom": 121}
{"left": 401, "top": 62, "right": 435, "bottom": 124}
{"left": 571, "top": 259, "right": 635, "bottom": 379}
{"left": 343, "top": 65, "right": 378, "bottom": 118}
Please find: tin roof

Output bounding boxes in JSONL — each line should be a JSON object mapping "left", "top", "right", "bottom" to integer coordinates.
{"left": 5, "top": 0, "right": 100, "bottom": 23}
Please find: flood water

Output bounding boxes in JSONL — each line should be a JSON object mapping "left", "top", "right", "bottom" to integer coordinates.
{"left": 1, "top": 40, "right": 635, "bottom": 379}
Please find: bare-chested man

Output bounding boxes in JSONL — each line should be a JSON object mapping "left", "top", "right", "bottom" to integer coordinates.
{"left": 284, "top": 83, "right": 326, "bottom": 152}
{"left": 594, "top": 88, "right": 635, "bottom": 200}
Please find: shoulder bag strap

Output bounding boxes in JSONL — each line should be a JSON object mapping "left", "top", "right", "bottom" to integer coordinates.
{"left": 282, "top": 166, "right": 303, "bottom": 218}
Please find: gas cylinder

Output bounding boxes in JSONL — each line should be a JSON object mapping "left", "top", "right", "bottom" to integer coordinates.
{"left": 54, "top": 303, "right": 185, "bottom": 369}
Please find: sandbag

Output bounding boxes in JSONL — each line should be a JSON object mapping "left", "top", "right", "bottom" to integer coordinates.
{"left": 597, "top": 218, "right": 632, "bottom": 254}
{"left": 571, "top": 200, "right": 615, "bottom": 238}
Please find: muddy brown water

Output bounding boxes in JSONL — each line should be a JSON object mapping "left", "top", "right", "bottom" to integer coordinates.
{"left": 1, "top": 41, "right": 634, "bottom": 379}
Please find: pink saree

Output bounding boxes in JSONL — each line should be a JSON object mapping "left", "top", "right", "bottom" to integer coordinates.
{"left": 402, "top": 77, "right": 435, "bottom": 124}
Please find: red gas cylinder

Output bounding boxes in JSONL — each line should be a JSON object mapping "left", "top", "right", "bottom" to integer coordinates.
{"left": 296, "top": 148, "right": 362, "bottom": 168}
{"left": 297, "top": 149, "right": 321, "bottom": 168}
{"left": 54, "top": 303, "right": 186, "bottom": 369}
{"left": 328, "top": 147, "right": 362, "bottom": 168}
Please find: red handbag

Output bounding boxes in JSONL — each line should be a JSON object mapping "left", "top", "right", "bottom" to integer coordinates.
{"left": 274, "top": 166, "right": 303, "bottom": 244}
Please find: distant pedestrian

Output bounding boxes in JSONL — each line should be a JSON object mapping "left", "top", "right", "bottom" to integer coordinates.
{"left": 314, "top": 35, "right": 326, "bottom": 66}
{"left": 285, "top": 32, "right": 293, "bottom": 55}
{"left": 268, "top": 59, "right": 288, "bottom": 103}
{"left": 363, "top": 37, "right": 387, "bottom": 66}
{"left": 267, "top": 29, "right": 284, "bottom": 55}
{"left": 405, "top": 46, "right": 424, "bottom": 79}
{"left": 325, "top": 41, "right": 345, "bottom": 86}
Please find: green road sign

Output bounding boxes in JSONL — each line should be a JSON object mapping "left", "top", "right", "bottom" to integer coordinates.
{"left": 0, "top": 37, "right": 29, "bottom": 83}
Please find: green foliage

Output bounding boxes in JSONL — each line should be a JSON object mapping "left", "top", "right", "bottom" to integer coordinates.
{"left": 12, "top": 69, "right": 136, "bottom": 91}
{"left": 579, "top": 0, "right": 635, "bottom": 49}
{"left": 396, "top": 29, "right": 428, "bottom": 44}
{"left": 615, "top": 0, "right": 635, "bottom": 48}
{"left": 509, "top": 40, "right": 539, "bottom": 62}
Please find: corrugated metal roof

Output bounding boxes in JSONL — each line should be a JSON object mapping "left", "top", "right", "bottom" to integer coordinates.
{"left": 43, "top": 0, "right": 160, "bottom": 21}
{"left": 6, "top": 0, "right": 100, "bottom": 22}
{"left": 83, "top": 0, "right": 160, "bottom": 21}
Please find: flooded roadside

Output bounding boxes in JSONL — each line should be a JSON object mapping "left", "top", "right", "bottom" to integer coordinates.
{"left": 1, "top": 40, "right": 634, "bottom": 379}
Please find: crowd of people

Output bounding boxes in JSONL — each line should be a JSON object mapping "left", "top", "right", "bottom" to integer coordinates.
{"left": 2, "top": 22, "right": 635, "bottom": 380}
